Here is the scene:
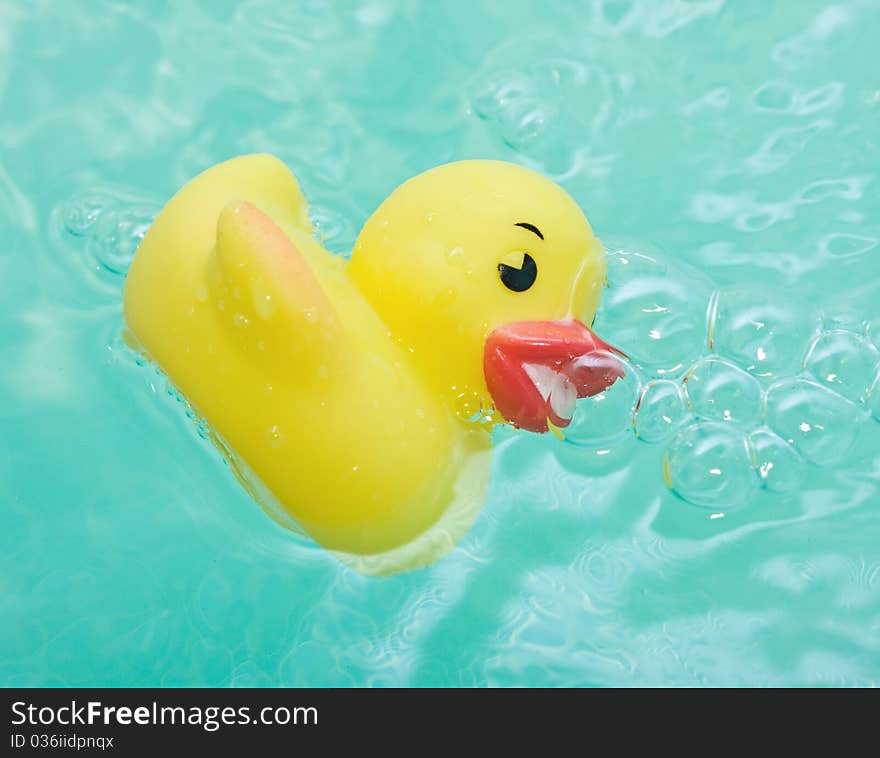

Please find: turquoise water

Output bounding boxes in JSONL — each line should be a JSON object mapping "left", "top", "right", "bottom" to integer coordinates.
{"left": 2, "top": 0, "right": 879, "bottom": 686}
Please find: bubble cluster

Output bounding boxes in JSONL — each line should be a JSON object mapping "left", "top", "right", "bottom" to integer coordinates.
{"left": 559, "top": 246, "right": 880, "bottom": 513}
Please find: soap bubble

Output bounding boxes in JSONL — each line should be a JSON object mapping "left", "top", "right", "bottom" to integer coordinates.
{"left": 596, "top": 250, "right": 709, "bottom": 375}
{"left": 764, "top": 377, "right": 867, "bottom": 465}
{"left": 633, "top": 379, "right": 687, "bottom": 443}
{"left": 709, "top": 285, "right": 815, "bottom": 381}
{"left": 747, "top": 428, "right": 806, "bottom": 493}
{"left": 664, "top": 422, "right": 755, "bottom": 510}
{"left": 684, "top": 356, "right": 763, "bottom": 425}
{"left": 562, "top": 352, "right": 640, "bottom": 447}
{"left": 803, "top": 330, "right": 880, "bottom": 405}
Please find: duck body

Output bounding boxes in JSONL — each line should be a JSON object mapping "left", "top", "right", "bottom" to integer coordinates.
{"left": 124, "top": 154, "right": 618, "bottom": 572}
{"left": 125, "top": 155, "right": 488, "bottom": 565}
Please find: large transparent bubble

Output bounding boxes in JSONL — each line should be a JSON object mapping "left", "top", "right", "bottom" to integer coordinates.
{"left": 684, "top": 356, "right": 763, "bottom": 426}
{"left": 764, "top": 377, "right": 868, "bottom": 466}
{"left": 803, "top": 330, "right": 879, "bottom": 406}
{"left": 633, "top": 379, "right": 687, "bottom": 443}
{"left": 596, "top": 249, "right": 710, "bottom": 376}
{"left": 560, "top": 352, "right": 640, "bottom": 447}
{"left": 664, "top": 422, "right": 755, "bottom": 510}
{"left": 708, "top": 285, "right": 814, "bottom": 381}
{"left": 747, "top": 428, "right": 806, "bottom": 494}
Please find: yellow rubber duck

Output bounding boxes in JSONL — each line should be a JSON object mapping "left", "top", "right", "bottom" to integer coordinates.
{"left": 124, "top": 154, "right": 621, "bottom": 573}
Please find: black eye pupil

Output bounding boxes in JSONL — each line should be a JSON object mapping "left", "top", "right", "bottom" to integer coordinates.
{"left": 498, "top": 253, "right": 538, "bottom": 292}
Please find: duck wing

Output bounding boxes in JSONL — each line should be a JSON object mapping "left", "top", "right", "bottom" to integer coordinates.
{"left": 209, "top": 201, "right": 342, "bottom": 373}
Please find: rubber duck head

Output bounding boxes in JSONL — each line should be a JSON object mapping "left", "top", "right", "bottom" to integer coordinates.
{"left": 348, "top": 160, "right": 623, "bottom": 433}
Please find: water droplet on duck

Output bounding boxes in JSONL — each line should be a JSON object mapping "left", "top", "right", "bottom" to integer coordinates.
{"left": 254, "top": 290, "right": 274, "bottom": 320}
{"left": 267, "top": 425, "right": 285, "bottom": 448}
{"left": 446, "top": 246, "right": 465, "bottom": 267}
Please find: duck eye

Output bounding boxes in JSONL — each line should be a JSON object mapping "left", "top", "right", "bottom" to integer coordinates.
{"left": 498, "top": 252, "right": 538, "bottom": 292}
